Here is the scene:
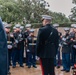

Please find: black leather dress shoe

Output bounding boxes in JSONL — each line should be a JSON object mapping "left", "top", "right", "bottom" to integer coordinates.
{"left": 57, "top": 66, "right": 60, "bottom": 69}
{"left": 33, "top": 65, "right": 37, "bottom": 68}
{"left": 72, "top": 66, "right": 74, "bottom": 69}
{"left": 20, "top": 65, "right": 24, "bottom": 67}
{"left": 61, "top": 69, "right": 66, "bottom": 71}
{"left": 12, "top": 66, "right": 16, "bottom": 68}
{"left": 28, "top": 66, "right": 31, "bottom": 68}
{"left": 65, "top": 70, "right": 70, "bottom": 73}
{"left": 7, "top": 71, "right": 11, "bottom": 75}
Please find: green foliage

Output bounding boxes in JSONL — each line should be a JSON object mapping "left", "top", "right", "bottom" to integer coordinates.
{"left": 72, "top": 0, "right": 76, "bottom": 4}
{"left": 50, "top": 12, "right": 70, "bottom": 24}
{"left": 69, "top": 0, "right": 76, "bottom": 22}
{"left": 0, "top": 0, "right": 70, "bottom": 25}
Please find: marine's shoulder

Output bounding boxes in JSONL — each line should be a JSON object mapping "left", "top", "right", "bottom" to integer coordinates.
{"left": 39, "top": 26, "right": 46, "bottom": 30}
{"left": 38, "top": 27, "right": 46, "bottom": 33}
{"left": 52, "top": 27, "right": 58, "bottom": 33}
{"left": 39, "top": 25, "right": 51, "bottom": 31}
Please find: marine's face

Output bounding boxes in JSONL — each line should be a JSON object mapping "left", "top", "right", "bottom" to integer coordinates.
{"left": 5, "top": 28, "right": 8, "bottom": 32}
{"left": 16, "top": 28, "right": 20, "bottom": 32}
{"left": 14, "top": 29, "right": 16, "bottom": 32}
{"left": 5, "top": 28, "right": 10, "bottom": 33}
{"left": 30, "top": 32, "right": 34, "bottom": 36}
{"left": 26, "top": 28, "right": 30, "bottom": 31}
{"left": 42, "top": 19, "right": 47, "bottom": 26}
{"left": 8, "top": 28, "right": 10, "bottom": 32}
{"left": 74, "top": 28, "right": 76, "bottom": 32}
{"left": 42, "top": 19, "right": 51, "bottom": 26}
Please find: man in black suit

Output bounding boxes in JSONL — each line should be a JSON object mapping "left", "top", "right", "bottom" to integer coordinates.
{"left": 36, "top": 15, "right": 59, "bottom": 75}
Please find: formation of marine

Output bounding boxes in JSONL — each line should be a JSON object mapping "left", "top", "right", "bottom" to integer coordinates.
{"left": 2, "top": 17, "right": 76, "bottom": 75}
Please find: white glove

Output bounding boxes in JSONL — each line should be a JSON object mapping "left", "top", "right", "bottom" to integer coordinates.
{"left": 27, "top": 49, "right": 30, "bottom": 52}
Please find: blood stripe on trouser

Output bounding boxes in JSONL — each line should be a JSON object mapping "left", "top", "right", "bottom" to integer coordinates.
{"left": 40, "top": 59, "right": 44, "bottom": 75}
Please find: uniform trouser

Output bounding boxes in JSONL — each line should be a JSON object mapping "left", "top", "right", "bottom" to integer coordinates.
{"left": 70, "top": 46, "right": 75, "bottom": 66}
{"left": 71, "top": 49, "right": 76, "bottom": 66}
{"left": 27, "top": 52, "right": 36, "bottom": 67}
{"left": 62, "top": 53, "right": 70, "bottom": 71}
{"left": 71, "top": 48, "right": 75, "bottom": 66}
{"left": 18, "top": 49, "right": 24, "bottom": 66}
{"left": 54, "top": 47, "right": 61, "bottom": 66}
{"left": 25, "top": 46, "right": 28, "bottom": 65}
{"left": 26, "top": 51, "right": 28, "bottom": 65}
{"left": 8, "top": 49, "right": 12, "bottom": 65}
{"left": 12, "top": 48, "right": 17, "bottom": 66}
{"left": 40, "top": 58, "right": 55, "bottom": 75}
{"left": 8, "top": 49, "right": 12, "bottom": 71}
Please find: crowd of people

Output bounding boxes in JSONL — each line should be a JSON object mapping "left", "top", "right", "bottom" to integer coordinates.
{"left": 2, "top": 16, "right": 76, "bottom": 75}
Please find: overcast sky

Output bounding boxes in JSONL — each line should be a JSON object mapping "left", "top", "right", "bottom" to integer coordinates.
{"left": 45, "top": 0, "right": 75, "bottom": 17}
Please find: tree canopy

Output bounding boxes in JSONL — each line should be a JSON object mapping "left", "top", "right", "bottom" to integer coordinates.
{"left": 69, "top": 0, "right": 76, "bottom": 22}
{"left": 0, "top": 0, "right": 70, "bottom": 25}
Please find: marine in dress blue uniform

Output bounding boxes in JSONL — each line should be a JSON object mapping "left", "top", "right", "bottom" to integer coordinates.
{"left": 27, "top": 29, "right": 37, "bottom": 68}
{"left": 20, "top": 26, "right": 25, "bottom": 63}
{"left": 70, "top": 25, "right": 76, "bottom": 69}
{"left": 70, "top": 24, "right": 76, "bottom": 68}
{"left": 12, "top": 26, "right": 18, "bottom": 68}
{"left": 61, "top": 27, "right": 72, "bottom": 72}
{"left": 24, "top": 24, "right": 31, "bottom": 66}
{"left": 4, "top": 24, "right": 14, "bottom": 74}
{"left": 53, "top": 24, "right": 62, "bottom": 69}
{"left": 13, "top": 24, "right": 24, "bottom": 67}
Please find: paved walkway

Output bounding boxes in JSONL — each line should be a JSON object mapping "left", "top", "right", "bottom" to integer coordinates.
{"left": 10, "top": 65, "right": 73, "bottom": 75}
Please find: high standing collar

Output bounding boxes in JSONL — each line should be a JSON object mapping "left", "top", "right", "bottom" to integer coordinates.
{"left": 46, "top": 24, "right": 52, "bottom": 27}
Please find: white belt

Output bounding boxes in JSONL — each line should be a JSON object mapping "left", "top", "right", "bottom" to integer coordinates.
{"left": 73, "top": 45, "right": 76, "bottom": 49}
{"left": 29, "top": 43, "right": 36, "bottom": 45}
{"left": 7, "top": 41, "right": 12, "bottom": 43}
